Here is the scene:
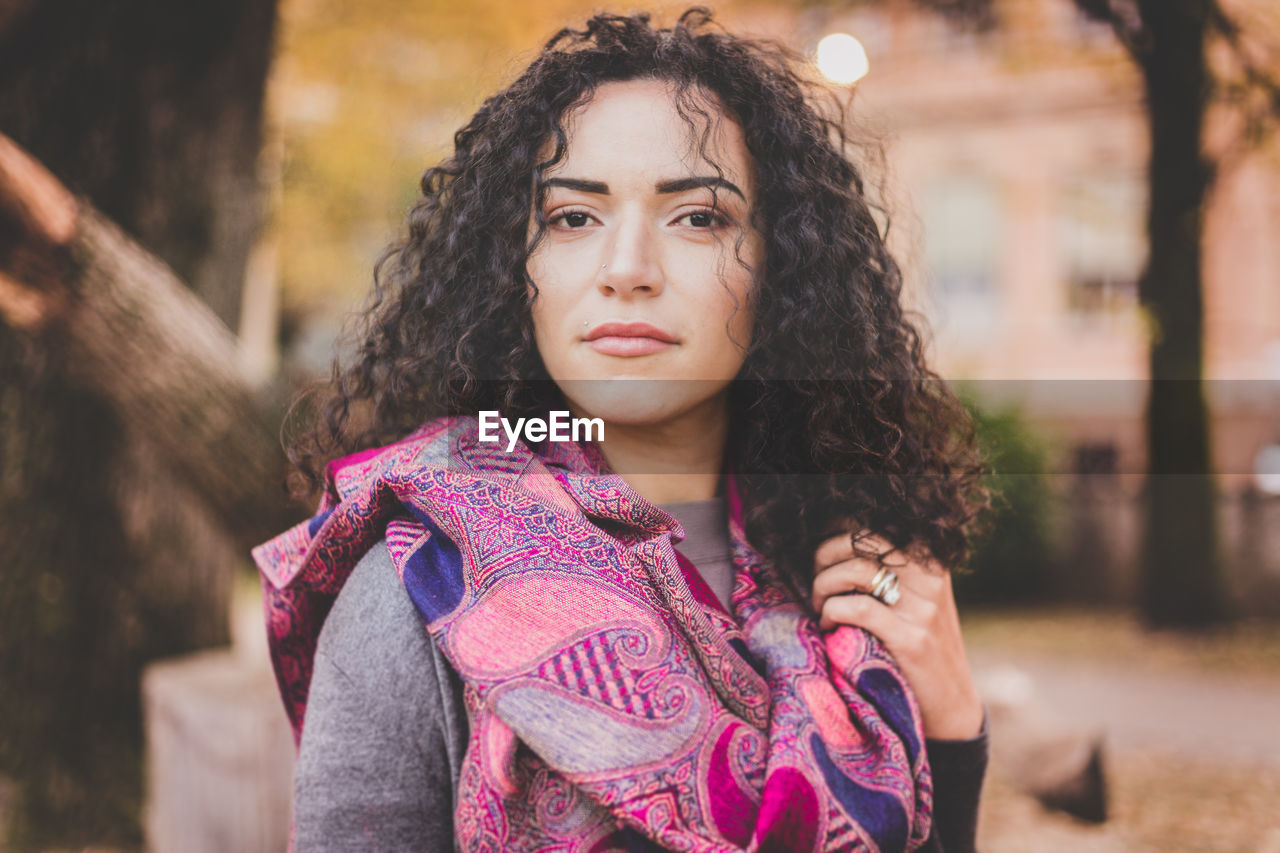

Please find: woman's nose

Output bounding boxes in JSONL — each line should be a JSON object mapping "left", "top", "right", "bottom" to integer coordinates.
{"left": 597, "top": 219, "right": 664, "bottom": 297}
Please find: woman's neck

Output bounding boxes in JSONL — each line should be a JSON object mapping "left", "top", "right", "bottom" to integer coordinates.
{"left": 586, "top": 393, "right": 729, "bottom": 506}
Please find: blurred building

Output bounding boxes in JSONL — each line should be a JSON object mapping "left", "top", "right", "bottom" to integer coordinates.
{"left": 753, "top": 0, "right": 1280, "bottom": 492}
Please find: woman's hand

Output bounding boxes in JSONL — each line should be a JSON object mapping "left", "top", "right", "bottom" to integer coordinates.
{"left": 811, "top": 531, "right": 984, "bottom": 741}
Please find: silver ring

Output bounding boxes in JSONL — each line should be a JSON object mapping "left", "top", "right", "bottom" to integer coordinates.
{"left": 870, "top": 567, "right": 901, "bottom": 607}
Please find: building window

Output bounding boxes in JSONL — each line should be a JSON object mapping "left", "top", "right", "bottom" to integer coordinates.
{"left": 922, "top": 173, "right": 1003, "bottom": 335}
{"left": 1073, "top": 441, "right": 1119, "bottom": 476}
{"left": 1057, "top": 174, "right": 1144, "bottom": 326}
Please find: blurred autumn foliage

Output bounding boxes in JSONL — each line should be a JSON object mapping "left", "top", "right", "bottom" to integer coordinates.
{"left": 270, "top": 0, "right": 771, "bottom": 315}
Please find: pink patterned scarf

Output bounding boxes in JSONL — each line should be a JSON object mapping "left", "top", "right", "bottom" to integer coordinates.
{"left": 254, "top": 415, "right": 932, "bottom": 851}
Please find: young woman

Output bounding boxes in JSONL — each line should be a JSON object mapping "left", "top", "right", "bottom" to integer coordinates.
{"left": 255, "top": 9, "right": 991, "bottom": 852}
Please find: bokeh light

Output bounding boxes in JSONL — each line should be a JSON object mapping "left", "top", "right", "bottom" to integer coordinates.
{"left": 816, "top": 32, "right": 870, "bottom": 85}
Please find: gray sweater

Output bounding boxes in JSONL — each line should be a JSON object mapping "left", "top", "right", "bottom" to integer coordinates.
{"left": 293, "top": 500, "right": 986, "bottom": 851}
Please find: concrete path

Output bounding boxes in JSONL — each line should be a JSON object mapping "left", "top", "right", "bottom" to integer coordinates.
{"left": 970, "top": 649, "right": 1280, "bottom": 768}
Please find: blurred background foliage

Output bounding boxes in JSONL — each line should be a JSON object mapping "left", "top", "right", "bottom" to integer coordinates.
{"left": 271, "top": 0, "right": 755, "bottom": 324}
{"left": 961, "top": 396, "right": 1058, "bottom": 604}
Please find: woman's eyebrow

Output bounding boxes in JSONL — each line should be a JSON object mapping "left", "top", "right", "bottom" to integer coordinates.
{"left": 656, "top": 176, "right": 745, "bottom": 200}
{"left": 542, "top": 176, "right": 745, "bottom": 200}
{"left": 544, "top": 177, "right": 609, "bottom": 194}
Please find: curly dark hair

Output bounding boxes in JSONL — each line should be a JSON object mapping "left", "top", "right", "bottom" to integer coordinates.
{"left": 289, "top": 7, "right": 990, "bottom": 604}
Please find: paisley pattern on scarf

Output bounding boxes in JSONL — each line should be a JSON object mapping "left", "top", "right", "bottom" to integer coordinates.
{"left": 253, "top": 415, "right": 933, "bottom": 852}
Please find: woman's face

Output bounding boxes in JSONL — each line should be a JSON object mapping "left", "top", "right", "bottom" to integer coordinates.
{"left": 526, "top": 78, "right": 761, "bottom": 428}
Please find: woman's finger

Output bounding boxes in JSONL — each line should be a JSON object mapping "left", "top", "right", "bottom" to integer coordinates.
{"left": 817, "top": 587, "right": 911, "bottom": 643}
{"left": 812, "top": 528, "right": 898, "bottom": 575}
{"left": 811, "top": 559, "right": 901, "bottom": 610}
{"left": 814, "top": 565, "right": 942, "bottom": 627}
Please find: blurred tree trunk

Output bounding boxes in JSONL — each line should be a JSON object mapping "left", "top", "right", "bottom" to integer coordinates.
{"left": 1133, "top": 0, "right": 1225, "bottom": 627}
{"left": 0, "top": 1, "right": 280, "bottom": 848}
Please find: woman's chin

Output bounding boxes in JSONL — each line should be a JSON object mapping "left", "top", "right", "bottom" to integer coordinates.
{"left": 557, "top": 378, "right": 730, "bottom": 430}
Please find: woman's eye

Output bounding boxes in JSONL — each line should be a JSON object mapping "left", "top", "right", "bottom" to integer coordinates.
{"left": 678, "top": 209, "right": 726, "bottom": 229}
{"left": 550, "top": 210, "right": 593, "bottom": 228}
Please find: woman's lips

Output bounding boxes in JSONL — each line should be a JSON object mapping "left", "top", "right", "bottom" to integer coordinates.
{"left": 587, "top": 336, "right": 675, "bottom": 356}
{"left": 583, "top": 321, "right": 677, "bottom": 357}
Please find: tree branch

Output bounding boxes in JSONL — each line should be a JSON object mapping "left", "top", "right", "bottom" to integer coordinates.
{"left": 0, "top": 132, "right": 300, "bottom": 549}
{"left": 910, "top": 0, "right": 998, "bottom": 31}
{"left": 1073, "top": 0, "right": 1151, "bottom": 63}
{"left": 1207, "top": 1, "right": 1280, "bottom": 143}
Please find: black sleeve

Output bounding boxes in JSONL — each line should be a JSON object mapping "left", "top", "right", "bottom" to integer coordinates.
{"left": 292, "top": 541, "right": 467, "bottom": 853}
{"left": 918, "top": 715, "right": 989, "bottom": 853}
